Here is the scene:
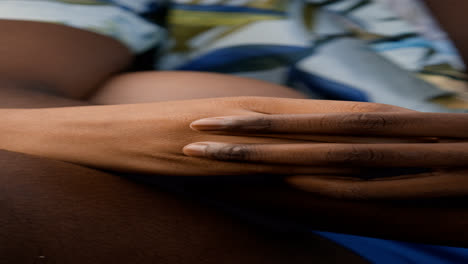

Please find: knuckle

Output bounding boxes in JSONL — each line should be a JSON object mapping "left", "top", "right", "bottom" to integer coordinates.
{"left": 236, "top": 96, "right": 272, "bottom": 112}
{"left": 338, "top": 113, "right": 389, "bottom": 130}
{"left": 373, "top": 103, "right": 412, "bottom": 113}
{"left": 215, "top": 144, "right": 251, "bottom": 160}
{"left": 357, "top": 102, "right": 404, "bottom": 112}
{"left": 242, "top": 115, "right": 273, "bottom": 131}
{"left": 315, "top": 179, "right": 368, "bottom": 200}
{"left": 326, "top": 146, "right": 383, "bottom": 164}
{"left": 319, "top": 114, "right": 331, "bottom": 130}
{"left": 349, "top": 102, "right": 373, "bottom": 112}
{"left": 277, "top": 115, "right": 302, "bottom": 130}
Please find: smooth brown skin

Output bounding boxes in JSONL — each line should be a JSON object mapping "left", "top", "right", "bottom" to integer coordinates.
{"left": 0, "top": 148, "right": 366, "bottom": 264}
{"left": 180, "top": 0, "right": 468, "bottom": 200}
{"left": 0, "top": 20, "right": 132, "bottom": 99}
{"left": 186, "top": 112, "right": 468, "bottom": 169}
{"left": 184, "top": 141, "right": 468, "bottom": 168}
{"left": 1, "top": 6, "right": 468, "bottom": 262}
{"left": 91, "top": 71, "right": 306, "bottom": 104}
{"left": 181, "top": 0, "right": 468, "bottom": 199}
{"left": 0, "top": 97, "right": 413, "bottom": 177}
{"left": 0, "top": 20, "right": 368, "bottom": 264}
{"left": 185, "top": 112, "right": 468, "bottom": 199}
{"left": 189, "top": 112, "right": 468, "bottom": 138}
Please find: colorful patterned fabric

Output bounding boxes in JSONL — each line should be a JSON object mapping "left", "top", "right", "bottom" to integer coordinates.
{"left": 0, "top": 0, "right": 167, "bottom": 53}
{"left": 159, "top": 0, "right": 468, "bottom": 112}
{"left": 1, "top": 0, "right": 466, "bottom": 111}
{"left": 1, "top": 0, "right": 468, "bottom": 262}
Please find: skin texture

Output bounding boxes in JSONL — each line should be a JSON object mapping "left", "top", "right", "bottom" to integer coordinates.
{"left": 91, "top": 71, "right": 306, "bottom": 104}
{"left": 184, "top": 142, "right": 468, "bottom": 168}
{"left": 0, "top": 20, "right": 132, "bottom": 99}
{"left": 180, "top": 1, "right": 468, "bottom": 201}
{"left": 0, "top": 147, "right": 366, "bottom": 264}
{"left": 1, "top": 12, "right": 468, "bottom": 263}
{"left": 0, "top": 20, "right": 368, "bottom": 264}
{"left": 189, "top": 112, "right": 468, "bottom": 138}
{"left": 184, "top": 112, "right": 468, "bottom": 200}
{"left": 0, "top": 97, "right": 407, "bottom": 176}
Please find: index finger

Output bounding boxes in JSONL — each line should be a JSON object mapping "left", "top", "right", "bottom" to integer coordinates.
{"left": 190, "top": 112, "right": 468, "bottom": 138}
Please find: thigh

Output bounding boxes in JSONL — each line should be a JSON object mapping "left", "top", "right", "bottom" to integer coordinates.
{"left": 0, "top": 20, "right": 131, "bottom": 99}
{"left": 0, "top": 78, "right": 90, "bottom": 108}
{"left": 90, "top": 71, "right": 307, "bottom": 104}
{"left": 0, "top": 149, "right": 366, "bottom": 264}
{"left": 0, "top": 80, "right": 365, "bottom": 264}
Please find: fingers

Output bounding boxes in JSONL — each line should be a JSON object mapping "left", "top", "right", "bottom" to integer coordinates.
{"left": 176, "top": 157, "right": 365, "bottom": 176}
{"left": 183, "top": 142, "right": 468, "bottom": 167}
{"left": 190, "top": 112, "right": 468, "bottom": 138}
{"left": 214, "top": 133, "right": 439, "bottom": 144}
{"left": 235, "top": 97, "right": 411, "bottom": 115}
{"left": 286, "top": 169, "right": 468, "bottom": 200}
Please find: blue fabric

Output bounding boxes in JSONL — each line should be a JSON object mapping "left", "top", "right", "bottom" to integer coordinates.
{"left": 371, "top": 37, "right": 433, "bottom": 52}
{"left": 314, "top": 231, "right": 468, "bottom": 264}
{"left": 172, "top": 4, "right": 286, "bottom": 16}
{"left": 288, "top": 66, "right": 370, "bottom": 101}
{"left": 176, "top": 45, "right": 311, "bottom": 73}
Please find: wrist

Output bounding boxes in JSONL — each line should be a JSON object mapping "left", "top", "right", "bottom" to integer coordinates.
{"left": 0, "top": 109, "right": 36, "bottom": 153}
{"left": 0, "top": 108, "right": 61, "bottom": 157}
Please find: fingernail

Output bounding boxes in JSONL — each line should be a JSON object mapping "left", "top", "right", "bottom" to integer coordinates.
{"left": 183, "top": 143, "right": 208, "bottom": 157}
{"left": 190, "top": 118, "right": 230, "bottom": 131}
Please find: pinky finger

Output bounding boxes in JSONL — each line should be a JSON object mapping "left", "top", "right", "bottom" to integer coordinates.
{"left": 285, "top": 169, "right": 468, "bottom": 200}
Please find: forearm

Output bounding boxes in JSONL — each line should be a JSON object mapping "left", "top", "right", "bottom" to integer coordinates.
{"left": 0, "top": 76, "right": 93, "bottom": 157}
{"left": 0, "top": 79, "right": 94, "bottom": 161}
{"left": 2, "top": 108, "right": 466, "bottom": 247}
{"left": 0, "top": 105, "right": 114, "bottom": 168}
{"left": 1, "top": 93, "right": 466, "bottom": 246}
{"left": 0, "top": 108, "right": 54, "bottom": 157}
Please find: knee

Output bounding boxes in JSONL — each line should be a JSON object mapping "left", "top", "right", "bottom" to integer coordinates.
{"left": 0, "top": 78, "right": 89, "bottom": 108}
{"left": 90, "top": 71, "right": 307, "bottom": 104}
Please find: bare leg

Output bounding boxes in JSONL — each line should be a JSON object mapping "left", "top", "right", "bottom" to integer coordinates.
{"left": 0, "top": 20, "right": 132, "bottom": 99}
{"left": 0, "top": 78, "right": 90, "bottom": 108}
{"left": 0, "top": 82, "right": 366, "bottom": 263}
{"left": 1, "top": 147, "right": 369, "bottom": 264}
{"left": 90, "top": 71, "right": 307, "bottom": 104}
{"left": 0, "top": 19, "right": 305, "bottom": 105}
{"left": 87, "top": 69, "right": 468, "bottom": 247}
{"left": 0, "top": 19, "right": 364, "bottom": 263}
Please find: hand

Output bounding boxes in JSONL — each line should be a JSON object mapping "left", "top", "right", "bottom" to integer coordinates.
{"left": 185, "top": 111, "right": 468, "bottom": 199}
{"left": 0, "top": 97, "right": 410, "bottom": 176}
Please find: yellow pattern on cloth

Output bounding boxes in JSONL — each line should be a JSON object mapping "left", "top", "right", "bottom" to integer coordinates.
{"left": 0, "top": 0, "right": 466, "bottom": 111}
{"left": 161, "top": 0, "right": 467, "bottom": 112}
